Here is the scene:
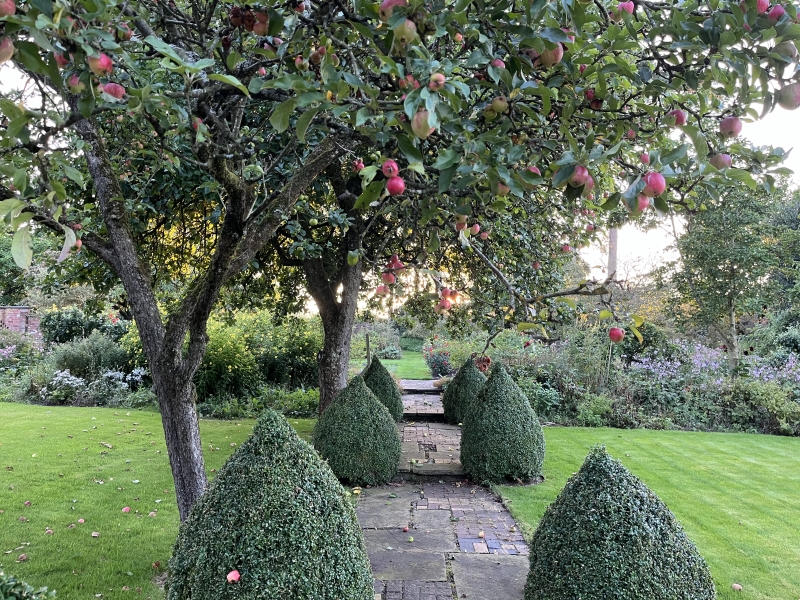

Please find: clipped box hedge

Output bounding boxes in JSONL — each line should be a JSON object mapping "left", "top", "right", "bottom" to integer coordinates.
{"left": 314, "top": 375, "right": 401, "bottom": 486}
{"left": 460, "top": 363, "right": 545, "bottom": 483}
{"left": 362, "top": 358, "right": 404, "bottom": 421}
{"left": 442, "top": 358, "right": 486, "bottom": 424}
{"left": 525, "top": 446, "right": 716, "bottom": 600}
{"left": 167, "top": 410, "right": 374, "bottom": 600}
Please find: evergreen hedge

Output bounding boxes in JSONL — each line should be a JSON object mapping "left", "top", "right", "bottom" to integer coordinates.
{"left": 167, "top": 410, "right": 374, "bottom": 600}
{"left": 314, "top": 375, "right": 401, "bottom": 485}
{"left": 525, "top": 446, "right": 716, "bottom": 600}
{"left": 0, "top": 571, "right": 56, "bottom": 599}
{"left": 460, "top": 363, "right": 545, "bottom": 483}
{"left": 362, "top": 358, "right": 404, "bottom": 421}
{"left": 441, "top": 358, "right": 487, "bottom": 424}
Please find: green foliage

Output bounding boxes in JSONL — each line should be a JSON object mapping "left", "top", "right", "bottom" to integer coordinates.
{"left": 0, "top": 570, "right": 56, "bottom": 599}
{"left": 50, "top": 331, "right": 130, "bottom": 380}
{"left": 399, "top": 336, "right": 424, "bottom": 353}
{"left": 524, "top": 446, "right": 716, "bottom": 600}
{"left": 313, "top": 376, "right": 400, "bottom": 486}
{"left": 725, "top": 379, "right": 800, "bottom": 436}
{"left": 167, "top": 410, "right": 373, "bottom": 600}
{"left": 256, "top": 316, "right": 323, "bottom": 389}
{"left": 461, "top": 363, "right": 545, "bottom": 483}
{"left": 515, "top": 378, "right": 563, "bottom": 421}
{"left": 441, "top": 358, "right": 486, "bottom": 425}
{"left": 194, "top": 320, "right": 258, "bottom": 402}
{"left": 40, "top": 308, "right": 129, "bottom": 344}
{"left": 197, "top": 386, "right": 319, "bottom": 419}
{"left": 351, "top": 322, "right": 402, "bottom": 361}
{"left": 575, "top": 393, "right": 613, "bottom": 427}
{"left": 362, "top": 359, "right": 403, "bottom": 421}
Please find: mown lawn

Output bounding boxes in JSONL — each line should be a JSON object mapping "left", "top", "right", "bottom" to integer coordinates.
{"left": 497, "top": 427, "right": 800, "bottom": 600}
{"left": 0, "top": 403, "right": 313, "bottom": 599}
{"left": 351, "top": 350, "right": 431, "bottom": 380}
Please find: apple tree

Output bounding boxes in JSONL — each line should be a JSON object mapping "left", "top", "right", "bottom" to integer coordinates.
{"left": 0, "top": 0, "right": 796, "bottom": 518}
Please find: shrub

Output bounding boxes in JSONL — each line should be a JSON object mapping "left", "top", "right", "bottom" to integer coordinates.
{"left": 194, "top": 320, "right": 258, "bottom": 402}
{"left": 167, "top": 410, "right": 374, "bottom": 600}
{"left": 725, "top": 379, "right": 800, "bottom": 436}
{"left": 525, "top": 446, "right": 716, "bottom": 600}
{"left": 399, "top": 336, "right": 423, "bottom": 352}
{"left": 375, "top": 344, "right": 402, "bottom": 360}
{"left": 197, "top": 386, "right": 320, "bottom": 420}
{"left": 362, "top": 358, "right": 404, "bottom": 421}
{"left": 0, "top": 571, "right": 56, "bottom": 599}
{"left": 351, "top": 321, "right": 402, "bottom": 360}
{"left": 50, "top": 331, "right": 130, "bottom": 380}
{"left": 516, "top": 378, "right": 562, "bottom": 421}
{"left": 575, "top": 393, "right": 613, "bottom": 427}
{"left": 313, "top": 375, "right": 401, "bottom": 486}
{"left": 40, "top": 307, "right": 128, "bottom": 344}
{"left": 461, "top": 363, "right": 545, "bottom": 483}
{"left": 422, "top": 337, "right": 452, "bottom": 377}
{"left": 441, "top": 358, "right": 486, "bottom": 424}
{"left": 257, "top": 316, "right": 323, "bottom": 388}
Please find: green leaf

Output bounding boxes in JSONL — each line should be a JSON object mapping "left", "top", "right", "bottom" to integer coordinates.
{"left": 598, "top": 309, "right": 613, "bottom": 320}
{"left": 11, "top": 211, "right": 33, "bottom": 229}
{"left": 144, "top": 36, "right": 188, "bottom": 67}
{"left": 630, "top": 325, "right": 643, "bottom": 344}
{"left": 12, "top": 169, "right": 27, "bottom": 193}
{"left": 726, "top": 168, "right": 757, "bottom": 189}
{"left": 552, "top": 164, "right": 575, "bottom": 187}
{"left": 353, "top": 180, "right": 384, "bottom": 210}
{"left": 11, "top": 226, "right": 33, "bottom": 270}
{"left": 397, "top": 135, "right": 424, "bottom": 164}
{"left": 559, "top": 298, "right": 576, "bottom": 309}
{"left": 270, "top": 98, "right": 297, "bottom": 133}
{"left": 208, "top": 74, "right": 251, "bottom": 97}
{"left": 296, "top": 107, "right": 321, "bottom": 142}
{"left": 433, "top": 148, "right": 459, "bottom": 170}
{"left": 57, "top": 224, "right": 77, "bottom": 263}
{"left": 517, "top": 322, "right": 539, "bottom": 331}
{"left": 631, "top": 314, "right": 645, "bottom": 328}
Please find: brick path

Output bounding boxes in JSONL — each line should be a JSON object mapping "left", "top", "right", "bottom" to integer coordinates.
{"left": 358, "top": 382, "right": 530, "bottom": 600}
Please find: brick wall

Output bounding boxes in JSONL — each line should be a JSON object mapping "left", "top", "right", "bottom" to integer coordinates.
{"left": 0, "top": 306, "right": 41, "bottom": 338}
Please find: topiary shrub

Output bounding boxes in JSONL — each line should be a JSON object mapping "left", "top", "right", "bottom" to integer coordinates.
{"left": 441, "top": 358, "right": 486, "bottom": 424}
{"left": 362, "top": 358, "right": 404, "bottom": 421}
{"left": 0, "top": 571, "right": 56, "bottom": 599}
{"left": 167, "top": 409, "right": 374, "bottom": 600}
{"left": 460, "top": 363, "right": 545, "bottom": 483}
{"left": 314, "top": 375, "right": 401, "bottom": 485}
{"left": 525, "top": 446, "right": 716, "bottom": 600}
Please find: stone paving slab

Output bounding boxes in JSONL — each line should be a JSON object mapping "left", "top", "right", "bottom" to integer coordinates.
{"left": 375, "top": 580, "right": 454, "bottom": 600}
{"left": 364, "top": 527, "right": 457, "bottom": 552}
{"left": 368, "top": 549, "right": 448, "bottom": 581}
{"left": 358, "top": 498, "right": 413, "bottom": 529}
{"left": 399, "top": 379, "right": 439, "bottom": 392}
{"left": 450, "top": 554, "right": 528, "bottom": 600}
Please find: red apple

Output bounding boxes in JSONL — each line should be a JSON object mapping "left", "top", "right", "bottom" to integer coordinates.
{"left": 382, "top": 159, "right": 400, "bottom": 177}
{"left": 528, "top": 166, "right": 541, "bottom": 176}
{"left": 386, "top": 176, "right": 405, "bottom": 195}
{"left": 767, "top": 4, "right": 785, "bottom": 23}
{"left": 227, "top": 570, "right": 240, "bottom": 583}
{"left": 428, "top": 73, "right": 446, "bottom": 91}
{"left": 719, "top": 115, "right": 742, "bottom": 138}
{"left": 382, "top": 272, "right": 396, "bottom": 284}
{"left": 533, "top": 261, "right": 541, "bottom": 269}
{"left": 379, "top": 0, "right": 407, "bottom": 21}
{"left": 480, "top": 231, "right": 489, "bottom": 240}
{"left": 709, "top": 153, "right": 732, "bottom": 169}
{"left": 642, "top": 171, "right": 666, "bottom": 197}
{"left": 618, "top": 1, "right": 634, "bottom": 14}
{"left": 0, "top": 0, "right": 16, "bottom": 17}
{"left": 667, "top": 109, "right": 687, "bottom": 126}
{"left": 640, "top": 153, "right": 650, "bottom": 164}
{"left": 561, "top": 244, "right": 571, "bottom": 253}
{"left": 609, "top": 327, "right": 625, "bottom": 343}
{"left": 87, "top": 53, "right": 113, "bottom": 76}
{"left": 470, "top": 223, "right": 480, "bottom": 235}
{"left": 490, "top": 58, "right": 505, "bottom": 68}
{"left": 411, "top": 110, "right": 433, "bottom": 139}
{"left": 569, "top": 165, "right": 590, "bottom": 187}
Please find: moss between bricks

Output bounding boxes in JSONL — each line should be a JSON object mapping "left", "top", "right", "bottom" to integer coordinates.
{"left": 525, "top": 446, "right": 716, "bottom": 600}
{"left": 167, "top": 409, "right": 374, "bottom": 600}
{"left": 441, "top": 358, "right": 486, "bottom": 424}
{"left": 362, "top": 358, "right": 404, "bottom": 421}
{"left": 314, "top": 375, "right": 401, "bottom": 486}
{"left": 460, "top": 363, "right": 545, "bottom": 484}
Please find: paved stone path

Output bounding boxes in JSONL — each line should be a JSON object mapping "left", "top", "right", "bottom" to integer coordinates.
{"left": 356, "top": 381, "right": 530, "bottom": 600}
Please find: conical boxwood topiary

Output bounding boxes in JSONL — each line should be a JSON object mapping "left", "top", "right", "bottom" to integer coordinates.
{"left": 314, "top": 375, "right": 401, "bottom": 485}
{"left": 460, "top": 363, "right": 545, "bottom": 483}
{"left": 524, "top": 446, "right": 716, "bottom": 600}
{"left": 442, "top": 358, "right": 487, "bottom": 424}
{"left": 167, "top": 409, "right": 374, "bottom": 600}
{"left": 362, "top": 358, "right": 404, "bottom": 421}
